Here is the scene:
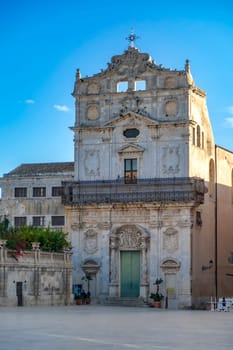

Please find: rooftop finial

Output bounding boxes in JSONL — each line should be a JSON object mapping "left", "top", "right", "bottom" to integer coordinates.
{"left": 185, "top": 59, "right": 190, "bottom": 73}
{"left": 126, "top": 29, "right": 140, "bottom": 48}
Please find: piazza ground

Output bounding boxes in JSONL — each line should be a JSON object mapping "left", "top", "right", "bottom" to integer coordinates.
{"left": 0, "top": 305, "right": 232, "bottom": 350}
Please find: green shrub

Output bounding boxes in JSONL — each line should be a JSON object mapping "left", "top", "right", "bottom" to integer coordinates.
{"left": 0, "top": 218, "right": 71, "bottom": 252}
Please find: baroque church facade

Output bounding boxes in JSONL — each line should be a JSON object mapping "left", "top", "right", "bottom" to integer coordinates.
{"left": 1, "top": 39, "right": 233, "bottom": 308}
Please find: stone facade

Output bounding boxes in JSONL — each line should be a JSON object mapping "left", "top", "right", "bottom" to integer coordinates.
{"left": 0, "top": 162, "right": 74, "bottom": 230}
{"left": 62, "top": 45, "right": 217, "bottom": 309}
{"left": 1, "top": 43, "right": 233, "bottom": 308}
{"left": 0, "top": 240, "right": 73, "bottom": 306}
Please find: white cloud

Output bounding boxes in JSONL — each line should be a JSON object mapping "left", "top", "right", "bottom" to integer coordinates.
{"left": 226, "top": 106, "right": 233, "bottom": 115}
{"left": 25, "top": 99, "right": 35, "bottom": 104}
{"left": 225, "top": 117, "right": 233, "bottom": 128}
{"left": 53, "top": 104, "right": 70, "bottom": 112}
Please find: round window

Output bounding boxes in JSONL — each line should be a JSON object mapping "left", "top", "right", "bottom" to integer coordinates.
{"left": 123, "top": 128, "right": 140, "bottom": 138}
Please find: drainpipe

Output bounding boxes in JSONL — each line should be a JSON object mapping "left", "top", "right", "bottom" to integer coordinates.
{"left": 214, "top": 145, "right": 218, "bottom": 299}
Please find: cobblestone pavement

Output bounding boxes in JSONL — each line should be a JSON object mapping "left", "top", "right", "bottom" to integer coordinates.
{"left": 0, "top": 305, "right": 232, "bottom": 350}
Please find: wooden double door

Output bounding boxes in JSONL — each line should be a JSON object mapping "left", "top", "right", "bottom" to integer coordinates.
{"left": 120, "top": 251, "right": 140, "bottom": 297}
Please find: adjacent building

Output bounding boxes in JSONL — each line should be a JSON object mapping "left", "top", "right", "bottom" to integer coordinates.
{"left": 0, "top": 162, "right": 74, "bottom": 229}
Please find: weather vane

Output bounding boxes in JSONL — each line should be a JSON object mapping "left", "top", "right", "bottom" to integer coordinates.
{"left": 126, "top": 30, "right": 140, "bottom": 48}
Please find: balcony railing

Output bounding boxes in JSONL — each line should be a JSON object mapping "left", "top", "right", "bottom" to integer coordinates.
{"left": 62, "top": 177, "right": 206, "bottom": 206}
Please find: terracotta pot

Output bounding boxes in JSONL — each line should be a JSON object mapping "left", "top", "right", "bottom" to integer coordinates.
{"left": 153, "top": 301, "right": 161, "bottom": 308}
{"left": 76, "top": 299, "right": 82, "bottom": 305}
{"left": 85, "top": 298, "right": 91, "bottom": 304}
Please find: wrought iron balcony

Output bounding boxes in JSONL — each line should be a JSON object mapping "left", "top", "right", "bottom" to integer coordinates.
{"left": 62, "top": 177, "right": 206, "bottom": 206}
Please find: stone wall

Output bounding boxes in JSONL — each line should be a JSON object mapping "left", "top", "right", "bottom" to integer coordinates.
{"left": 0, "top": 240, "right": 73, "bottom": 306}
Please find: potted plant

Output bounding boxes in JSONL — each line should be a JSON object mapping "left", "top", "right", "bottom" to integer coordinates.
{"left": 150, "top": 278, "right": 164, "bottom": 308}
{"left": 74, "top": 293, "right": 82, "bottom": 305}
{"left": 81, "top": 274, "right": 92, "bottom": 304}
{"left": 85, "top": 291, "right": 91, "bottom": 304}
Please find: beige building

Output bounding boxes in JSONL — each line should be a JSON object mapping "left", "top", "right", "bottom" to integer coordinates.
{"left": 0, "top": 162, "right": 74, "bottom": 229}
{"left": 0, "top": 240, "right": 73, "bottom": 306}
{"left": 1, "top": 40, "right": 233, "bottom": 308}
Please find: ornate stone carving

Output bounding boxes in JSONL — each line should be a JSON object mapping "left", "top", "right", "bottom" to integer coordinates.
{"left": 84, "top": 229, "right": 98, "bottom": 254}
{"left": 31, "top": 242, "right": 40, "bottom": 251}
{"left": 82, "top": 259, "right": 100, "bottom": 275}
{"left": 164, "top": 77, "right": 177, "bottom": 89}
{"left": 117, "top": 225, "right": 143, "bottom": 249}
{"left": 0, "top": 239, "right": 7, "bottom": 247}
{"left": 97, "top": 222, "right": 111, "bottom": 230}
{"left": 84, "top": 150, "right": 100, "bottom": 176}
{"left": 160, "top": 258, "right": 181, "bottom": 273}
{"left": 164, "top": 99, "right": 178, "bottom": 116}
{"left": 118, "top": 143, "right": 144, "bottom": 158}
{"left": 87, "top": 104, "right": 99, "bottom": 120}
{"left": 71, "top": 222, "right": 79, "bottom": 231}
{"left": 110, "top": 235, "right": 118, "bottom": 249}
{"left": 162, "top": 145, "right": 180, "bottom": 175}
{"left": 163, "top": 228, "right": 178, "bottom": 253}
{"left": 106, "top": 47, "right": 151, "bottom": 76}
{"left": 87, "top": 83, "right": 99, "bottom": 94}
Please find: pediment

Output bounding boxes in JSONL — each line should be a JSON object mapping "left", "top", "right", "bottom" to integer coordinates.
{"left": 102, "top": 47, "right": 156, "bottom": 76}
{"left": 118, "top": 143, "right": 145, "bottom": 155}
{"left": 104, "top": 111, "right": 159, "bottom": 128}
{"left": 160, "top": 258, "right": 181, "bottom": 270}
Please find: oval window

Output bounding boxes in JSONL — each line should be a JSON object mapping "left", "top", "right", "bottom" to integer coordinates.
{"left": 123, "top": 128, "right": 140, "bottom": 138}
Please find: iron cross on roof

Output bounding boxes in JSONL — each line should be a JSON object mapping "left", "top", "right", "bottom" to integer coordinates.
{"left": 126, "top": 30, "right": 140, "bottom": 48}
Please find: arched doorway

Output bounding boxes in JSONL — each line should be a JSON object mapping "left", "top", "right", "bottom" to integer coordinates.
{"left": 109, "top": 224, "right": 150, "bottom": 298}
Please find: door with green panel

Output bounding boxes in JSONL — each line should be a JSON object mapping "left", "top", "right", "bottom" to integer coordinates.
{"left": 120, "top": 251, "right": 140, "bottom": 297}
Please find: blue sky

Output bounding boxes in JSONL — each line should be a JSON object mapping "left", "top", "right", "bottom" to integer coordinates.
{"left": 0, "top": 0, "right": 233, "bottom": 177}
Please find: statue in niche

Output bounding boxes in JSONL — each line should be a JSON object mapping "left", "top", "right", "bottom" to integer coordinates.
{"left": 84, "top": 229, "right": 98, "bottom": 254}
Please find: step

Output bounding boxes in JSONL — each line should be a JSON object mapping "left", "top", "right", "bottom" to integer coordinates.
{"left": 103, "top": 297, "right": 149, "bottom": 307}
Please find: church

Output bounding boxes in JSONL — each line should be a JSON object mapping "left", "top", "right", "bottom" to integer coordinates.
{"left": 1, "top": 35, "right": 233, "bottom": 308}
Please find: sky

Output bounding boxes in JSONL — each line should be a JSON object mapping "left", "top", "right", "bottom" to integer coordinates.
{"left": 0, "top": 0, "right": 233, "bottom": 178}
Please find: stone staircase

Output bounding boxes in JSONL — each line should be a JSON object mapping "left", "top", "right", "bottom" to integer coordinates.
{"left": 103, "top": 297, "right": 149, "bottom": 307}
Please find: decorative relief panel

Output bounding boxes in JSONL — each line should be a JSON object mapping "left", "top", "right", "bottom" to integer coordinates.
{"left": 160, "top": 258, "right": 181, "bottom": 272}
{"left": 84, "top": 150, "right": 100, "bottom": 176}
{"left": 84, "top": 229, "right": 98, "bottom": 254}
{"left": 87, "top": 104, "right": 99, "bottom": 120}
{"left": 164, "top": 77, "right": 177, "bottom": 89}
{"left": 162, "top": 146, "right": 180, "bottom": 175}
{"left": 116, "top": 225, "right": 144, "bottom": 249}
{"left": 164, "top": 99, "right": 178, "bottom": 116}
{"left": 163, "top": 228, "right": 179, "bottom": 253}
{"left": 87, "top": 83, "right": 100, "bottom": 94}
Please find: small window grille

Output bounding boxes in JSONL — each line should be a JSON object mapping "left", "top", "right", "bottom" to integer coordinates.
{"left": 32, "top": 216, "right": 45, "bottom": 227}
{"left": 51, "top": 216, "right": 65, "bottom": 226}
{"left": 33, "top": 187, "right": 46, "bottom": 197}
{"left": 52, "top": 186, "right": 63, "bottom": 197}
{"left": 14, "top": 217, "right": 27, "bottom": 228}
{"left": 15, "top": 187, "right": 27, "bottom": 197}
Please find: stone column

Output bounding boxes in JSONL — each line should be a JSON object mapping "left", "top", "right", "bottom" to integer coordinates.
{"left": 0, "top": 240, "right": 7, "bottom": 262}
{"left": 140, "top": 237, "right": 148, "bottom": 298}
{"left": 0, "top": 240, "right": 7, "bottom": 298}
{"left": 109, "top": 236, "right": 118, "bottom": 296}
